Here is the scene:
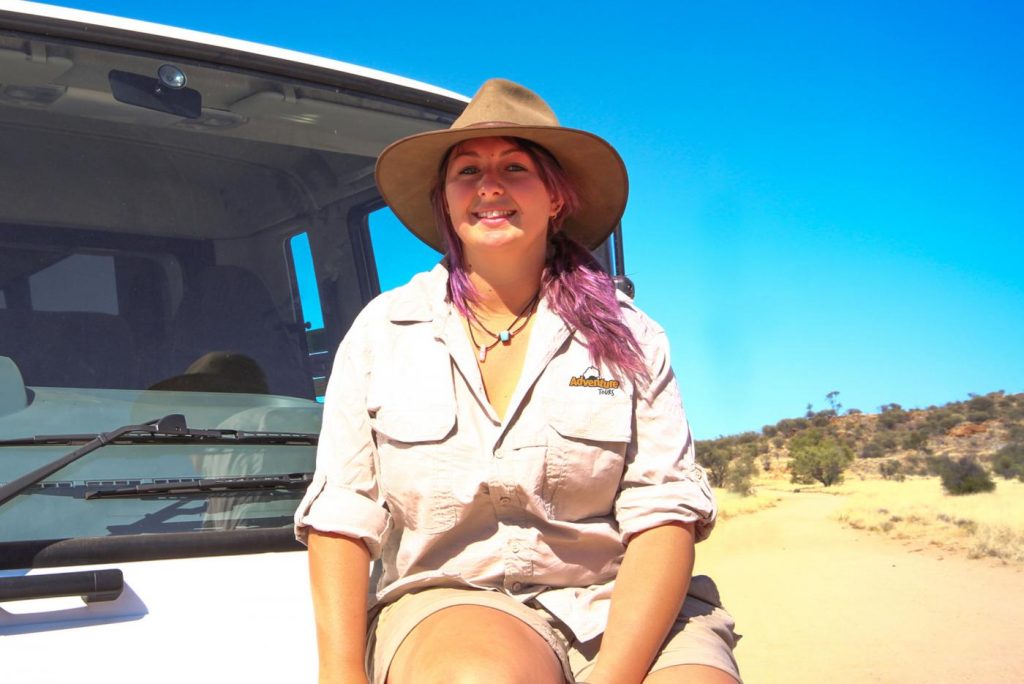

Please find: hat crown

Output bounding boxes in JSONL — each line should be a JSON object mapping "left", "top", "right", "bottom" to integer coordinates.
{"left": 452, "top": 78, "right": 560, "bottom": 129}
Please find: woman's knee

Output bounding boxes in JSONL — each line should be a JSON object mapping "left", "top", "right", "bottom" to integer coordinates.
{"left": 387, "top": 605, "right": 563, "bottom": 684}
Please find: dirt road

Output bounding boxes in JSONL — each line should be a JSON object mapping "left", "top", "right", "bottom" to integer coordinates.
{"left": 694, "top": 491, "right": 1024, "bottom": 683}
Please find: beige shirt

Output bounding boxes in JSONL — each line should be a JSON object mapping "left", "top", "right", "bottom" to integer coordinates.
{"left": 294, "top": 264, "right": 716, "bottom": 641}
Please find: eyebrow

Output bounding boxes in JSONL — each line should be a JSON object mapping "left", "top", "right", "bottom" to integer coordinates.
{"left": 449, "top": 145, "right": 526, "bottom": 161}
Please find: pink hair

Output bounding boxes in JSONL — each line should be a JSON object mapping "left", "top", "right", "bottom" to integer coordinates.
{"left": 430, "top": 137, "right": 648, "bottom": 385}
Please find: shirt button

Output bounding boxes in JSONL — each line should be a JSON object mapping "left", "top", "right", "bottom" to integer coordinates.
{"left": 494, "top": 452, "right": 504, "bottom": 459}
{"left": 510, "top": 542, "right": 521, "bottom": 553}
{"left": 499, "top": 497, "right": 511, "bottom": 504}
{"left": 511, "top": 582, "right": 522, "bottom": 592}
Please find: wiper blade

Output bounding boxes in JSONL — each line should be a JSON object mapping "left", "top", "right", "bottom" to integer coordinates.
{"left": 0, "top": 422, "right": 318, "bottom": 447}
{"left": 85, "top": 472, "right": 314, "bottom": 499}
{"left": 0, "top": 433, "right": 99, "bottom": 446}
{"left": 0, "top": 414, "right": 317, "bottom": 507}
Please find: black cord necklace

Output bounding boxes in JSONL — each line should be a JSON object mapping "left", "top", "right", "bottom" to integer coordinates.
{"left": 467, "top": 292, "right": 540, "bottom": 362}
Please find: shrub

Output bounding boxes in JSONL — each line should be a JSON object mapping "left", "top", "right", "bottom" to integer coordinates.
{"left": 902, "top": 430, "right": 929, "bottom": 452}
{"left": 934, "top": 456, "right": 996, "bottom": 495}
{"left": 775, "top": 417, "right": 810, "bottom": 436}
{"left": 903, "top": 454, "right": 929, "bottom": 476}
{"left": 992, "top": 443, "right": 1024, "bottom": 481}
{"left": 966, "top": 395, "right": 997, "bottom": 423}
{"left": 877, "top": 403, "right": 910, "bottom": 430}
{"left": 696, "top": 441, "right": 733, "bottom": 487}
{"left": 860, "top": 441, "right": 886, "bottom": 459}
{"left": 726, "top": 455, "right": 758, "bottom": 496}
{"left": 941, "top": 413, "right": 966, "bottom": 430}
{"left": 810, "top": 410, "right": 835, "bottom": 427}
{"left": 861, "top": 433, "right": 897, "bottom": 459}
{"left": 788, "top": 429, "right": 855, "bottom": 487}
{"left": 879, "top": 460, "right": 906, "bottom": 481}
{"left": 924, "top": 455, "right": 948, "bottom": 477}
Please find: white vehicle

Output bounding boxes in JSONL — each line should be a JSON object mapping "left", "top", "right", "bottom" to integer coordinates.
{"left": 0, "top": 3, "right": 631, "bottom": 681}
{"left": 0, "top": 2, "right": 468, "bottom": 681}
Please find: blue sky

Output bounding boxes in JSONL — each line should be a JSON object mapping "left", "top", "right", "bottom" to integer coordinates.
{"left": 44, "top": 0, "right": 1024, "bottom": 438}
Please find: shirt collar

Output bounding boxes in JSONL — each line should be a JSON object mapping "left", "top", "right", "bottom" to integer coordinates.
{"left": 386, "top": 261, "right": 450, "bottom": 323}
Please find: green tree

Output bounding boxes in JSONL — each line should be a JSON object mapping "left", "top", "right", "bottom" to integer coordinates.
{"left": 726, "top": 454, "right": 758, "bottom": 496}
{"left": 879, "top": 460, "right": 906, "bottom": 481}
{"left": 788, "top": 429, "right": 855, "bottom": 487}
{"left": 902, "top": 430, "right": 929, "bottom": 452}
{"left": 935, "top": 456, "right": 995, "bottom": 495}
{"left": 696, "top": 441, "right": 733, "bottom": 487}
{"left": 992, "top": 443, "right": 1024, "bottom": 481}
{"left": 877, "top": 403, "right": 910, "bottom": 430}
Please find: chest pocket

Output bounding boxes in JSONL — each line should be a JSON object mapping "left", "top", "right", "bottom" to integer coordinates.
{"left": 369, "top": 337, "right": 462, "bottom": 535}
{"left": 543, "top": 389, "right": 634, "bottom": 521}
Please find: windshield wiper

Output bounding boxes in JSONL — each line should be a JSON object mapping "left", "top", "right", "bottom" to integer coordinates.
{"left": 85, "top": 472, "right": 314, "bottom": 499}
{"left": 0, "top": 414, "right": 317, "bottom": 507}
{"left": 0, "top": 416, "right": 319, "bottom": 447}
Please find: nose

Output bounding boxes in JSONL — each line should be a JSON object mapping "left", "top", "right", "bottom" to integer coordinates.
{"left": 476, "top": 168, "right": 504, "bottom": 196}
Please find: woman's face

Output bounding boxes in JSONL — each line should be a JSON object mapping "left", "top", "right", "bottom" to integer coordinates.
{"left": 444, "top": 137, "right": 561, "bottom": 259}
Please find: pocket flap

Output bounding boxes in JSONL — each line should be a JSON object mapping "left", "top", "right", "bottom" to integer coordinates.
{"left": 373, "top": 406, "right": 455, "bottom": 443}
{"left": 546, "top": 393, "right": 633, "bottom": 443}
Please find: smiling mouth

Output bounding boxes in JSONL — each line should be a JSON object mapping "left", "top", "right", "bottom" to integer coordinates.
{"left": 473, "top": 209, "right": 516, "bottom": 220}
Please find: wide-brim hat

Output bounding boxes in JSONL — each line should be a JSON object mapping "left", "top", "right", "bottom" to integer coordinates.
{"left": 375, "top": 78, "right": 628, "bottom": 252}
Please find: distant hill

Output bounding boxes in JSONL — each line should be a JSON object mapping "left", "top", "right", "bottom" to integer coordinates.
{"left": 696, "top": 391, "right": 1024, "bottom": 485}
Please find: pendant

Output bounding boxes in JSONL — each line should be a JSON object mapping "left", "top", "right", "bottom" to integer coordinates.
{"left": 499, "top": 330, "right": 511, "bottom": 343}
{"left": 479, "top": 344, "right": 487, "bottom": 362}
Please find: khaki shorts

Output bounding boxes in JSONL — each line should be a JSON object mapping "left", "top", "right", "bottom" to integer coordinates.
{"left": 366, "top": 576, "right": 741, "bottom": 683}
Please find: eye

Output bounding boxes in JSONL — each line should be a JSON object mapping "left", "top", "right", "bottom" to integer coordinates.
{"left": 506, "top": 162, "right": 527, "bottom": 172}
{"left": 455, "top": 164, "right": 479, "bottom": 176}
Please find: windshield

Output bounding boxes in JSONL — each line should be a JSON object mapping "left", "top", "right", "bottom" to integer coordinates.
{"left": 0, "top": 29, "right": 451, "bottom": 560}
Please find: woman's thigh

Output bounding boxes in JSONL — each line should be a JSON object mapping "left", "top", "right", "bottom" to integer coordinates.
{"left": 386, "top": 604, "right": 564, "bottom": 684}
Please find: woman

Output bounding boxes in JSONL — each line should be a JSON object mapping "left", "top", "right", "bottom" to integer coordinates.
{"left": 295, "top": 79, "right": 740, "bottom": 684}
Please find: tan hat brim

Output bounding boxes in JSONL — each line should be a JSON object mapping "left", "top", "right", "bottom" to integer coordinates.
{"left": 375, "top": 123, "right": 628, "bottom": 252}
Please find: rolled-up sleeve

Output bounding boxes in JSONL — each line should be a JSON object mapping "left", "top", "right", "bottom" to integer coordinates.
{"left": 614, "top": 315, "right": 717, "bottom": 544}
{"left": 293, "top": 307, "right": 392, "bottom": 558}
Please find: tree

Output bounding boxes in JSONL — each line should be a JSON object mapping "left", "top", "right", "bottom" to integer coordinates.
{"left": 935, "top": 456, "right": 995, "bottom": 495}
{"left": 726, "top": 454, "right": 758, "bottom": 496}
{"left": 788, "top": 429, "right": 855, "bottom": 487}
{"left": 825, "top": 390, "right": 843, "bottom": 415}
{"left": 992, "top": 443, "right": 1024, "bottom": 481}
{"left": 879, "top": 460, "right": 906, "bottom": 481}
{"left": 877, "top": 403, "right": 910, "bottom": 430}
{"left": 696, "top": 441, "right": 733, "bottom": 487}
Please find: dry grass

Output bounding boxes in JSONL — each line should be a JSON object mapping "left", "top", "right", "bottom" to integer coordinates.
{"left": 713, "top": 486, "right": 782, "bottom": 520}
{"left": 832, "top": 476, "right": 1024, "bottom": 564}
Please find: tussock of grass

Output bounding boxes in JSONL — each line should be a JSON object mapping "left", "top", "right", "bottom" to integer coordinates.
{"left": 832, "top": 477, "right": 1024, "bottom": 564}
{"left": 713, "top": 487, "right": 781, "bottom": 520}
{"left": 970, "top": 524, "right": 1024, "bottom": 564}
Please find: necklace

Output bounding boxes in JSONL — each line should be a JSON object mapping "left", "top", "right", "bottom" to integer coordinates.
{"left": 467, "top": 292, "right": 539, "bottom": 362}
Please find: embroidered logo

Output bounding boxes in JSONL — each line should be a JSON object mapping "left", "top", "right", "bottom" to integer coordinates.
{"left": 569, "top": 366, "right": 620, "bottom": 395}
